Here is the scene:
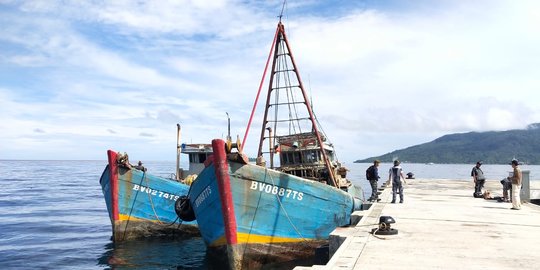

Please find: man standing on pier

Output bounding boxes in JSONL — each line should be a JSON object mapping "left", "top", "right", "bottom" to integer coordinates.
{"left": 471, "top": 161, "right": 486, "bottom": 198}
{"left": 389, "top": 160, "right": 405, "bottom": 203}
{"left": 366, "top": 160, "right": 381, "bottom": 202}
{"left": 507, "top": 159, "right": 522, "bottom": 210}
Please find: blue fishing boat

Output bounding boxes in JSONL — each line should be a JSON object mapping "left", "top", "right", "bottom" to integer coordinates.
{"left": 184, "top": 20, "right": 364, "bottom": 269}
{"left": 99, "top": 125, "right": 212, "bottom": 241}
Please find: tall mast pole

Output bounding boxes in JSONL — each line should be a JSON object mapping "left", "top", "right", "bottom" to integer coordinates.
{"left": 176, "top": 124, "right": 182, "bottom": 181}
{"left": 256, "top": 24, "right": 283, "bottom": 167}
{"left": 277, "top": 23, "right": 338, "bottom": 187}
{"left": 255, "top": 22, "right": 337, "bottom": 187}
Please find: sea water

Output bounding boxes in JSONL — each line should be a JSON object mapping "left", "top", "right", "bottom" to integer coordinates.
{"left": 1, "top": 160, "right": 538, "bottom": 269}
{"left": 0, "top": 160, "right": 207, "bottom": 270}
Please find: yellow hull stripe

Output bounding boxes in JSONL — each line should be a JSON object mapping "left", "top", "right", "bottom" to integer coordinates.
{"left": 117, "top": 214, "right": 146, "bottom": 222}
{"left": 211, "top": 232, "right": 306, "bottom": 246}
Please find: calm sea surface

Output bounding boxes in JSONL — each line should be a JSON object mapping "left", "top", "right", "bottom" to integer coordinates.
{"left": 1, "top": 160, "right": 539, "bottom": 269}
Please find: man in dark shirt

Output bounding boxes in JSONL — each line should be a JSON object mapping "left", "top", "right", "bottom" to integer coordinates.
{"left": 471, "top": 161, "right": 485, "bottom": 198}
{"left": 367, "top": 160, "right": 380, "bottom": 202}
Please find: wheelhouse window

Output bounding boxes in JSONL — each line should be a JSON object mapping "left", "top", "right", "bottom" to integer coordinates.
{"left": 280, "top": 151, "right": 302, "bottom": 165}
{"left": 325, "top": 150, "right": 335, "bottom": 162}
{"left": 303, "top": 150, "right": 320, "bottom": 163}
{"left": 281, "top": 150, "right": 324, "bottom": 165}
{"left": 189, "top": 153, "right": 209, "bottom": 163}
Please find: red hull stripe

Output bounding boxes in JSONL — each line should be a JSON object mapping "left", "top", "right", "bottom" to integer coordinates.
{"left": 212, "top": 139, "right": 238, "bottom": 245}
{"left": 107, "top": 150, "right": 119, "bottom": 221}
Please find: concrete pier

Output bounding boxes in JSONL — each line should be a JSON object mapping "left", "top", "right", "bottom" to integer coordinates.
{"left": 296, "top": 179, "right": 540, "bottom": 270}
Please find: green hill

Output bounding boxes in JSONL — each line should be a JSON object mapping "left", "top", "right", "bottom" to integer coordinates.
{"left": 355, "top": 123, "right": 540, "bottom": 165}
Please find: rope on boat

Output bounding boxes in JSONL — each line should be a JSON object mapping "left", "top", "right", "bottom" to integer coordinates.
{"left": 241, "top": 24, "right": 279, "bottom": 150}
{"left": 144, "top": 173, "right": 165, "bottom": 224}
{"left": 143, "top": 172, "right": 183, "bottom": 227}
{"left": 122, "top": 170, "right": 180, "bottom": 242}
{"left": 239, "top": 167, "right": 309, "bottom": 261}
{"left": 266, "top": 167, "right": 308, "bottom": 242}
{"left": 122, "top": 170, "right": 147, "bottom": 240}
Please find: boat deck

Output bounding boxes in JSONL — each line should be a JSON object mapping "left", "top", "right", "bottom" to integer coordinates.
{"left": 296, "top": 179, "right": 540, "bottom": 269}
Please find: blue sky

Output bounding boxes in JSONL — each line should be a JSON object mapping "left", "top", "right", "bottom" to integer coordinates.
{"left": 1, "top": 0, "right": 539, "bottom": 162}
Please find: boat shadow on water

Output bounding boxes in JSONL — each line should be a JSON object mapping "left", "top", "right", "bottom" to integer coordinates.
{"left": 97, "top": 237, "right": 327, "bottom": 269}
{"left": 97, "top": 237, "right": 206, "bottom": 269}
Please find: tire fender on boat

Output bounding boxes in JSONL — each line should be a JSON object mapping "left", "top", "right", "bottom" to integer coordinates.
{"left": 175, "top": 195, "right": 196, "bottom": 221}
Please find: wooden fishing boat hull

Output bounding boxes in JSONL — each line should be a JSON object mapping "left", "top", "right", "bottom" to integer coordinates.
{"left": 189, "top": 140, "right": 362, "bottom": 268}
{"left": 99, "top": 150, "right": 198, "bottom": 241}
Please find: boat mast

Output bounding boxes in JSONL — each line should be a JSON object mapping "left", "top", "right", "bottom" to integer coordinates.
{"left": 176, "top": 124, "right": 181, "bottom": 181}
{"left": 226, "top": 112, "right": 231, "bottom": 142}
{"left": 256, "top": 24, "right": 281, "bottom": 167}
{"left": 256, "top": 22, "right": 337, "bottom": 187}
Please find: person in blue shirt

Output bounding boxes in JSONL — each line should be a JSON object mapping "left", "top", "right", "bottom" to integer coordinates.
{"left": 366, "top": 160, "right": 381, "bottom": 202}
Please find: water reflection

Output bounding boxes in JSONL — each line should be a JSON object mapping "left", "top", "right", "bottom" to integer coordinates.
{"left": 98, "top": 237, "right": 208, "bottom": 269}
{"left": 97, "top": 237, "right": 326, "bottom": 269}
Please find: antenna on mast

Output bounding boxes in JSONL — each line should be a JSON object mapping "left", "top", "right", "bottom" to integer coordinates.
{"left": 226, "top": 112, "right": 231, "bottom": 142}
{"left": 176, "top": 124, "right": 182, "bottom": 181}
{"left": 278, "top": 0, "right": 287, "bottom": 21}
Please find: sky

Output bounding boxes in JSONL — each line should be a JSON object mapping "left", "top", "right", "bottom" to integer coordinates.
{"left": 1, "top": 0, "right": 539, "bottom": 163}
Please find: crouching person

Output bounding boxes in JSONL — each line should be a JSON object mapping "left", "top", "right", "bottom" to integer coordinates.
{"left": 500, "top": 178, "right": 512, "bottom": 202}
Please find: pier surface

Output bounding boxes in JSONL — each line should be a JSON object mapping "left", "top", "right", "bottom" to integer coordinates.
{"left": 297, "top": 179, "right": 540, "bottom": 270}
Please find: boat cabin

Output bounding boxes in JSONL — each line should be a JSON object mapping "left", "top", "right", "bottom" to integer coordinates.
{"left": 178, "top": 143, "right": 213, "bottom": 180}
{"left": 275, "top": 132, "right": 336, "bottom": 182}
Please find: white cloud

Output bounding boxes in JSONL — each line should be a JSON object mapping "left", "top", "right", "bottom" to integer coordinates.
{"left": 1, "top": 0, "right": 539, "bottom": 161}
